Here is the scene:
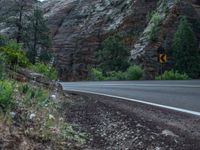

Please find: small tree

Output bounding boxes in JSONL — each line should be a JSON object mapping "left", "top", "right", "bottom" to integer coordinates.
{"left": 173, "top": 16, "right": 200, "bottom": 78}
{"left": 5, "top": 0, "right": 33, "bottom": 43}
{"left": 97, "top": 35, "right": 129, "bottom": 72}
{"left": 25, "top": 7, "right": 52, "bottom": 63}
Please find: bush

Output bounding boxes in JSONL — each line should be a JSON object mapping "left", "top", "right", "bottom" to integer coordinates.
{"left": 0, "top": 35, "right": 9, "bottom": 47}
{"left": 0, "top": 80, "right": 15, "bottom": 112}
{"left": 19, "top": 83, "right": 30, "bottom": 94}
{"left": 88, "top": 65, "right": 144, "bottom": 81}
{"left": 0, "top": 53, "right": 6, "bottom": 79}
{"left": 106, "top": 71, "right": 126, "bottom": 80}
{"left": 146, "top": 11, "right": 155, "bottom": 23}
{"left": 149, "top": 25, "right": 160, "bottom": 42}
{"left": 155, "top": 70, "right": 190, "bottom": 80}
{"left": 30, "top": 62, "right": 58, "bottom": 80}
{"left": 26, "top": 87, "right": 48, "bottom": 103}
{"left": 126, "top": 65, "right": 144, "bottom": 80}
{"left": 88, "top": 68, "right": 104, "bottom": 81}
{"left": 148, "top": 13, "right": 161, "bottom": 42}
{"left": 39, "top": 50, "right": 53, "bottom": 63}
{"left": 0, "top": 41, "right": 29, "bottom": 67}
{"left": 150, "top": 13, "right": 162, "bottom": 26}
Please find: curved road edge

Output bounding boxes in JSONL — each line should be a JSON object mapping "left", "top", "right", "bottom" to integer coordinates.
{"left": 64, "top": 89, "right": 200, "bottom": 138}
{"left": 64, "top": 89, "right": 200, "bottom": 116}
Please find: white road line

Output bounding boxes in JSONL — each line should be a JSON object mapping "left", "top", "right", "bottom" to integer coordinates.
{"left": 65, "top": 89, "right": 200, "bottom": 116}
{"left": 62, "top": 84, "right": 200, "bottom": 88}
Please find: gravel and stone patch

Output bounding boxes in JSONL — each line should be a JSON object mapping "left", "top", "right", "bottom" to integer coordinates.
{"left": 64, "top": 93, "right": 200, "bottom": 150}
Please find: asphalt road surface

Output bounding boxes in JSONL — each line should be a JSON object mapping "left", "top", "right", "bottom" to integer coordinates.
{"left": 61, "top": 80, "right": 200, "bottom": 115}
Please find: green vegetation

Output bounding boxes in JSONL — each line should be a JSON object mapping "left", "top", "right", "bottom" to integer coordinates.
{"left": 0, "top": 9, "right": 84, "bottom": 146}
{"left": 146, "top": 11, "right": 155, "bottom": 23}
{"left": 0, "top": 80, "right": 15, "bottom": 112}
{"left": 148, "top": 12, "right": 162, "bottom": 42}
{"left": 25, "top": 7, "right": 52, "bottom": 63}
{"left": 97, "top": 35, "right": 130, "bottom": 72}
{"left": 88, "top": 68, "right": 104, "bottom": 81}
{"left": 126, "top": 65, "right": 144, "bottom": 80}
{"left": 0, "top": 41, "right": 29, "bottom": 67}
{"left": 0, "top": 35, "right": 9, "bottom": 46}
{"left": 106, "top": 71, "right": 126, "bottom": 81}
{"left": 0, "top": 35, "right": 57, "bottom": 80}
{"left": 0, "top": 79, "right": 86, "bottom": 146}
{"left": 0, "top": 53, "right": 6, "bottom": 79}
{"left": 30, "top": 62, "right": 58, "bottom": 80}
{"left": 39, "top": 50, "right": 53, "bottom": 63}
{"left": 91, "top": 34, "right": 144, "bottom": 81}
{"left": 88, "top": 65, "right": 144, "bottom": 81}
{"left": 155, "top": 70, "right": 190, "bottom": 80}
{"left": 3, "top": 1, "right": 52, "bottom": 64}
{"left": 173, "top": 16, "right": 200, "bottom": 78}
{"left": 146, "top": 0, "right": 170, "bottom": 42}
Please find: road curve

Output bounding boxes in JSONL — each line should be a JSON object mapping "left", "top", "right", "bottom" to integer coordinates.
{"left": 61, "top": 80, "right": 200, "bottom": 115}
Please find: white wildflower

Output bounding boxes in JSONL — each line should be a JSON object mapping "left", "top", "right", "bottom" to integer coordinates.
{"left": 10, "top": 112, "right": 16, "bottom": 118}
{"left": 29, "top": 113, "right": 36, "bottom": 120}
{"left": 51, "top": 94, "right": 56, "bottom": 99}
{"left": 59, "top": 117, "right": 64, "bottom": 121}
{"left": 48, "top": 114, "right": 55, "bottom": 120}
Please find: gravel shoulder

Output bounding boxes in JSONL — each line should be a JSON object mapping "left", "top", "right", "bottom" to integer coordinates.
{"left": 64, "top": 91, "right": 200, "bottom": 150}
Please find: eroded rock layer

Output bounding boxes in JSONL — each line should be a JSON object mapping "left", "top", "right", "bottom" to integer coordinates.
{"left": 43, "top": 0, "right": 158, "bottom": 80}
{"left": 1, "top": 0, "right": 199, "bottom": 80}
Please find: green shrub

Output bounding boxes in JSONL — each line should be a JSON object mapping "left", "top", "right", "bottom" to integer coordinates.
{"left": 88, "top": 68, "right": 104, "bottom": 81}
{"left": 24, "top": 86, "right": 49, "bottom": 104}
{"left": 150, "top": 13, "right": 162, "bottom": 26}
{"left": 0, "top": 53, "right": 6, "bottom": 79}
{"left": 149, "top": 25, "right": 160, "bottom": 42}
{"left": 0, "top": 35, "right": 9, "bottom": 47}
{"left": 0, "top": 41, "right": 29, "bottom": 67}
{"left": 39, "top": 50, "right": 53, "bottom": 63}
{"left": 126, "top": 65, "right": 144, "bottom": 80}
{"left": 155, "top": 70, "right": 190, "bottom": 80}
{"left": 106, "top": 71, "right": 126, "bottom": 80}
{"left": 146, "top": 11, "right": 155, "bottom": 23}
{"left": 34, "top": 88, "right": 49, "bottom": 103}
{"left": 30, "top": 62, "right": 58, "bottom": 80}
{"left": 0, "top": 80, "right": 15, "bottom": 111}
{"left": 19, "top": 83, "right": 30, "bottom": 94}
{"left": 148, "top": 13, "right": 161, "bottom": 42}
{"left": 88, "top": 65, "right": 144, "bottom": 81}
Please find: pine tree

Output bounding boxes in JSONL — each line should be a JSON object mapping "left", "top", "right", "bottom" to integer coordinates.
{"left": 5, "top": 0, "right": 33, "bottom": 43}
{"left": 25, "top": 7, "right": 51, "bottom": 63}
{"left": 173, "top": 16, "right": 200, "bottom": 78}
{"left": 97, "top": 35, "right": 129, "bottom": 72}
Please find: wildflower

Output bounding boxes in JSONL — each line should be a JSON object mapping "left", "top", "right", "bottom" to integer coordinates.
{"left": 51, "top": 94, "right": 56, "bottom": 99}
{"left": 29, "top": 113, "right": 36, "bottom": 120}
{"left": 48, "top": 114, "right": 55, "bottom": 120}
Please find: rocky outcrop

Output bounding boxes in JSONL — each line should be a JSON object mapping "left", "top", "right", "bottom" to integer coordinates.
{"left": 130, "top": 0, "right": 200, "bottom": 79}
{"left": 1, "top": 0, "right": 199, "bottom": 80}
{"left": 43, "top": 0, "right": 157, "bottom": 80}
{"left": 42, "top": 0, "right": 200, "bottom": 81}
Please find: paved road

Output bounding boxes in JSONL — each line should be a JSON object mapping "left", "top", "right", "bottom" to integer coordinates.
{"left": 61, "top": 80, "right": 200, "bottom": 115}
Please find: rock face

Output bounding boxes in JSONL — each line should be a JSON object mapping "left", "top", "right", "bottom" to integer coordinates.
{"left": 43, "top": 0, "right": 157, "bottom": 80}
{"left": 1, "top": 0, "right": 199, "bottom": 80}
{"left": 130, "top": 0, "right": 200, "bottom": 79}
{"left": 42, "top": 0, "right": 200, "bottom": 81}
